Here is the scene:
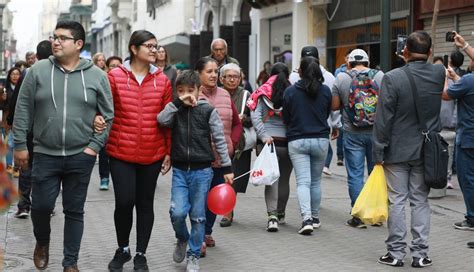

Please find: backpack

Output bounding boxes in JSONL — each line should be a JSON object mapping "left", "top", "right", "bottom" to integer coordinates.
{"left": 345, "top": 69, "right": 380, "bottom": 128}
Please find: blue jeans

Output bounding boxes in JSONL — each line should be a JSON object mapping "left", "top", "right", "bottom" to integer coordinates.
{"left": 170, "top": 167, "right": 213, "bottom": 258}
{"left": 205, "top": 167, "right": 225, "bottom": 235}
{"left": 325, "top": 143, "right": 333, "bottom": 168}
{"left": 30, "top": 152, "right": 96, "bottom": 267}
{"left": 289, "top": 138, "right": 329, "bottom": 220}
{"left": 456, "top": 145, "right": 474, "bottom": 224}
{"left": 344, "top": 132, "right": 374, "bottom": 207}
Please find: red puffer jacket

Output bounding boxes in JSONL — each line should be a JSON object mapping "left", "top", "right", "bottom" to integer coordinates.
{"left": 107, "top": 63, "right": 172, "bottom": 164}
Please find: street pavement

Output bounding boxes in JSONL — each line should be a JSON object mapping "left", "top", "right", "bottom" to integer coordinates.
{"left": 1, "top": 142, "right": 473, "bottom": 271}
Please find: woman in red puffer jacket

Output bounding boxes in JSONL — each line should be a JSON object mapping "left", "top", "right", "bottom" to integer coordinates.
{"left": 105, "top": 30, "right": 172, "bottom": 271}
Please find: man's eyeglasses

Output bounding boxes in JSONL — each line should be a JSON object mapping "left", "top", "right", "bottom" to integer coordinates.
{"left": 49, "top": 35, "right": 76, "bottom": 43}
{"left": 141, "top": 43, "right": 159, "bottom": 50}
{"left": 223, "top": 75, "right": 241, "bottom": 81}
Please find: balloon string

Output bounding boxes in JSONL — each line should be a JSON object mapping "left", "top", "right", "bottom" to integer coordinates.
{"left": 233, "top": 170, "right": 251, "bottom": 181}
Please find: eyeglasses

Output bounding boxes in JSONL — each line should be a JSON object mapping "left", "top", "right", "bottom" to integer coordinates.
{"left": 223, "top": 75, "right": 241, "bottom": 81}
{"left": 141, "top": 43, "right": 159, "bottom": 50}
{"left": 49, "top": 35, "right": 76, "bottom": 43}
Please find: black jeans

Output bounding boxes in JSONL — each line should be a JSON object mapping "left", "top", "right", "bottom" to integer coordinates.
{"left": 109, "top": 157, "right": 162, "bottom": 254}
{"left": 30, "top": 152, "right": 96, "bottom": 267}
{"left": 205, "top": 167, "right": 226, "bottom": 235}
{"left": 17, "top": 167, "right": 32, "bottom": 210}
{"left": 98, "top": 147, "right": 110, "bottom": 179}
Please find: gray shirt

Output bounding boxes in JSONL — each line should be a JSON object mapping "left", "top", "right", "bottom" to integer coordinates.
{"left": 331, "top": 68, "right": 384, "bottom": 133}
{"left": 250, "top": 97, "right": 286, "bottom": 141}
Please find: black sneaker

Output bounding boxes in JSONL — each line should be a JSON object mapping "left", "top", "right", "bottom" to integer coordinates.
{"left": 108, "top": 248, "right": 131, "bottom": 272}
{"left": 14, "top": 208, "right": 29, "bottom": 219}
{"left": 411, "top": 257, "right": 432, "bottom": 268}
{"left": 378, "top": 253, "right": 404, "bottom": 267}
{"left": 346, "top": 217, "right": 367, "bottom": 229}
{"left": 312, "top": 217, "right": 321, "bottom": 229}
{"left": 453, "top": 220, "right": 474, "bottom": 231}
{"left": 277, "top": 213, "right": 286, "bottom": 224}
{"left": 467, "top": 241, "right": 474, "bottom": 249}
{"left": 266, "top": 216, "right": 279, "bottom": 232}
{"left": 298, "top": 219, "right": 314, "bottom": 235}
{"left": 133, "top": 254, "right": 149, "bottom": 271}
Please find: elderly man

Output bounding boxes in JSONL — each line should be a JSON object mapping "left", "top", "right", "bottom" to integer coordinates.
{"left": 209, "top": 38, "right": 239, "bottom": 68}
{"left": 25, "top": 51, "right": 37, "bottom": 67}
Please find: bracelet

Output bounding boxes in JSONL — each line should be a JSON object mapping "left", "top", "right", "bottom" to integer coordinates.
{"left": 462, "top": 42, "right": 469, "bottom": 51}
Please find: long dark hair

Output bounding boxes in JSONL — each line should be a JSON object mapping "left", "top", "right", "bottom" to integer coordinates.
{"left": 300, "top": 56, "right": 323, "bottom": 99}
{"left": 270, "top": 62, "right": 290, "bottom": 109}
{"left": 128, "top": 30, "right": 156, "bottom": 63}
{"left": 6, "top": 67, "right": 21, "bottom": 91}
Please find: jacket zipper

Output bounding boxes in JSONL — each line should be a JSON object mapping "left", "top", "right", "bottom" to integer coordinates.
{"left": 187, "top": 107, "right": 190, "bottom": 171}
{"left": 62, "top": 73, "right": 69, "bottom": 156}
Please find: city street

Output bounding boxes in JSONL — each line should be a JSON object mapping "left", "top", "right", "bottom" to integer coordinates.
{"left": 1, "top": 143, "right": 473, "bottom": 271}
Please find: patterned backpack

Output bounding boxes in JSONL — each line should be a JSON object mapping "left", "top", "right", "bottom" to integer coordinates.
{"left": 345, "top": 69, "right": 380, "bottom": 128}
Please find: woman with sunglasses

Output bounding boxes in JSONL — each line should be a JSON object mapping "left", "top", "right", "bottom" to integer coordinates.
{"left": 105, "top": 30, "right": 172, "bottom": 272}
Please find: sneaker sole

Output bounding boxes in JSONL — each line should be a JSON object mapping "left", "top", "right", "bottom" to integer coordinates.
{"left": 298, "top": 226, "right": 313, "bottom": 235}
{"left": 412, "top": 263, "right": 432, "bottom": 268}
{"left": 454, "top": 225, "right": 474, "bottom": 231}
{"left": 378, "top": 259, "right": 404, "bottom": 267}
{"left": 267, "top": 227, "right": 278, "bottom": 232}
{"left": 15, "top": 213, "right": 29, "bottom": 219}
{"left": 345, "top": 222, "right": 367, "bottom": 229}
{"left": 313, "top": 223, "right": 321, "bottom": 229}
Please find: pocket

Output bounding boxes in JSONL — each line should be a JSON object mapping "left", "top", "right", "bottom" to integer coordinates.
{"left": 37, "top": 117, "right": 63, "bottom": 149}
{"left": 66, "top": 118, "right": 92, "bottom": 150}
{"left": 460, "top": 129, "right": 474, "bottom": 149}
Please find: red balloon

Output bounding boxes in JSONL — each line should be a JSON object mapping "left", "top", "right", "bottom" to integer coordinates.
{"left": 207, "top": 183, "right": 236, "bottom": 215}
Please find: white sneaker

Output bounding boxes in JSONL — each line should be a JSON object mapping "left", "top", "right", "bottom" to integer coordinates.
{"left": 186, "top": 255, "right": 200, "bottom": 272}
{"left": 266, "top": 216, "right": 279, "bottom": 232}
{"left": 323, "top": 167, "right": 332, "bottom": 176}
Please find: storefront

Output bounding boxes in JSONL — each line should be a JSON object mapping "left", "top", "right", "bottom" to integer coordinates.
{"left": 325, "top": 0, "right": 411, "bottom": 72}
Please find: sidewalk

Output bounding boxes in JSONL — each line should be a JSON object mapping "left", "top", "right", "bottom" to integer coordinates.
{"left": 1, "top": 145, "right": 473, "bottom": 271}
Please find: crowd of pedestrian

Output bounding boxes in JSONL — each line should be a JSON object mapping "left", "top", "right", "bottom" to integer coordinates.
{"left": 3, "top": 19, "right": 473, "bottom": 272}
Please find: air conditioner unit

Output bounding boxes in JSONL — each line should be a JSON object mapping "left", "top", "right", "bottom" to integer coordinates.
{"left": 312, "top": 0, "right": 332, "bottom": 6}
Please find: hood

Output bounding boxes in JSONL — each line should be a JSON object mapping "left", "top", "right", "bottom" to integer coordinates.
{"left": 47, "top": 56, "right": 95, "bottom": 110}
{"left": 247, "top": 75, "right": 277, "bottom": 111}
{"left": 48, "top": 56, "right": 94, "bottom": 71}
{"left": 117, "top": 60, "right": 161, "bottom": 91}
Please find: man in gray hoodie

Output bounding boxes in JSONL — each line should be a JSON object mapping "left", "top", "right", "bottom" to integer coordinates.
{"left": 13, "top": 20, "right": 114, "bottom": 272}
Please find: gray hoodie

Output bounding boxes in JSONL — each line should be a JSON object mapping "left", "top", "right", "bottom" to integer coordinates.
{"left": 13, "top": 56, "right": 114, "bottom": 156}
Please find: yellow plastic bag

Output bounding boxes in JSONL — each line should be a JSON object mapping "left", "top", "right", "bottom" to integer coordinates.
{"left": 351, "top": 165, "right": 388, "bottom": 225}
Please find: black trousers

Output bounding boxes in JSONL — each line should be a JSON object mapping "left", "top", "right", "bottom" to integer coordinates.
{"left": 109, "top": 157, "right": 162, "bottom": 254}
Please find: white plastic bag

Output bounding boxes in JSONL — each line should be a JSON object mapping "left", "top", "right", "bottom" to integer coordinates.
{"left": 249, "top": 143, "right": 280, "bottom": 186}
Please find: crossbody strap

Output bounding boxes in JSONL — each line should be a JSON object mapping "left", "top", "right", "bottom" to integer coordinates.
{"left": 401, "top": 65, "right": 430, "bottom": 136}
{"left": 240, "top": 91, "right": 249, "bottom": 116}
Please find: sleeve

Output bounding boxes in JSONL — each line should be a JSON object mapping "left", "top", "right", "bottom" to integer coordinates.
{"left": 372, "top": 74, "right": 397, "bottom": 163}
{"left": 282, "top": 90, "right": 291, "bottom": 125}
{"left": 12, "top": 68, "right": 36, "bottom": 151}
{"left": 250, "top": 98, "right": 271, "bottom": 142}
{"left": 230, "top": 102, "right": 242, "bottom": 149}
{"left": 447, "top": 76, "right": 470, "bottom": 99}
{"left": 209, "top": 109, "right": 232, "bottom": 174}
{"left": 162, "top": 79, "right": 173, "bottom": 156}
{"left": 87, "top": 74, "right": 114, "bottom": 153}
{"left": 157, "top": 98, "right": 183, "bottom": 127}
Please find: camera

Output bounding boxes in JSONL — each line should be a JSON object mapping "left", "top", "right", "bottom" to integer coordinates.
{"left": 446, "top": 31, "right": 455, "bottom": 42}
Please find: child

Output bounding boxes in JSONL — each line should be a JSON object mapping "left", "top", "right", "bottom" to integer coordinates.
{"left": 157, "top": 70, "right": 234, "bottom": 272}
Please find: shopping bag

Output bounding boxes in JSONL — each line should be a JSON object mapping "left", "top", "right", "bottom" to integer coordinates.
{"left": 249, "top": 143, "right": 280, "bottom": 186}
{"left": 351, "top": 165, "right": 388, "bottom": 225}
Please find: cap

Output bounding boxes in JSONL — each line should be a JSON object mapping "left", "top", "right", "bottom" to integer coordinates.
{"left": 301, "top": 46, "right": 319, "bottom": 59}
{"left": 348, "top": 49, "right": 369, "bottom": 63}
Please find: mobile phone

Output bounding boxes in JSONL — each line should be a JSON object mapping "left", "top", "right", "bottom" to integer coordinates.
{"left": 446, "top": 31, "right": 455, "bottom": 42}
{"left": 396, "top": 35, "right": 407, "bottom": 56}
{"left": 443, "top": 55, "right": 449, "bottom": 68}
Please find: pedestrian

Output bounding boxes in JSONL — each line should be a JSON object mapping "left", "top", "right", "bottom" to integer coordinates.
{"left": 155, "top": 45, "right": 178, "bottom": 98}
{"left": 1, "top": 67, "right": 21, "bottom": 178}
{"left": 331, "top": 48, "right": 384, "bottom": 228}
{"left": 249, "top": 62, "right": 293, "bottom": 232}
{"left": 256, "top": 61, "right": 271, "bottom": 87}
{"left": 209, "top": 38, "right": 239, "bottom": 68}
{"left": 218, "top": 63, "right": 253, "bottom": 227}
{"left": 443, "top": 31, "right": 474, "bottom": 233}
{"left": 9, "top": 40, "right": 53, "bottom": 219}
{"left": 157, "top": 70, "right": 234, "bottom": 272}
{"left": 106, "top": 56, "right": 123, "bottom": 71}
{"left": 288, "top": 46, "right": 340, "bottom": 176}
{"left": 93, "top": 52, "right": 107, "bottom": 71}
{"left": 92, "top": 52, "right": 111, "bottom": 191}
{"left": 196, "top": 57, "right": 241, "bottom": 256}
{"left": 13, "top": 20, "right": 114, "bottom": 272}
{"left": 25, "top": 51, "right": 37, "bottom": 67}
{"left": 373, "top": 30, "right": 445, "bottom": 268}
{"left": 105, "top": 30, "right": 172, "bottom": 272}
{"left": 283, "top": 56, "right": 336, "bottom": 235}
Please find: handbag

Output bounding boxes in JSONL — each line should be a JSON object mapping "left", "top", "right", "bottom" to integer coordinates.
{"left": 402, "top": 66, "right": 449, "bottom": 189}
{"left": 240, "top": 91, "right": 257, "bottom": 151}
